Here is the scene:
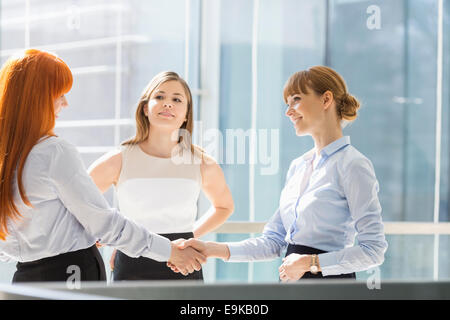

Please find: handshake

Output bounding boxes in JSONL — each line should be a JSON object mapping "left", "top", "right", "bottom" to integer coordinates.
{"left": 167, "top": 238, "right": 320, "bottom": 281}
{"left": 166, "top": 238, "right": 229, "bottom": 276}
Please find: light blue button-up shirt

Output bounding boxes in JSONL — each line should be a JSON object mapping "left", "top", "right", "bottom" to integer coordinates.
{"left": 227, "top": 136, "right": 388, "bottom": 276}
{"left": 0, "top": 136, "right": 171, "bottom": 263}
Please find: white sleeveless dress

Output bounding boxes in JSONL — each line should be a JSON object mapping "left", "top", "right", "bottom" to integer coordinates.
{"left": 113, "top": 143, "right": 204, "bottom": 281}
{"left": 116, "top": 144, "right": 202, "bottom": 234}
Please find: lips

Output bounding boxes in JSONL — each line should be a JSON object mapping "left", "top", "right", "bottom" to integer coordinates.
{"left": 159, "top": 111, "right": 175, "bottom": 118}
{"left": 291, "top": 116, "right": 303, "bottom": 123}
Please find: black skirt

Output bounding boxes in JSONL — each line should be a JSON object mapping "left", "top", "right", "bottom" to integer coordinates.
{"left": 113, "top": 232, "right": 203, "bottom": 281}
{"left": 12, "top": 245, "right": 107, "bottom": 283}
{"left": 285, "top": 244, "right": 356, "bottom": 280}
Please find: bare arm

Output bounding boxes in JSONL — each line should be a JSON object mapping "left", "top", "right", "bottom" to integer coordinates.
{"left": 193, "top": 154, "right": 234, "bottom": 238}
{"left": 87, "top": 150, "right": 123, "bottom": 194}
{"left": 87, "top": 150, "right": 123, "bottom": 248}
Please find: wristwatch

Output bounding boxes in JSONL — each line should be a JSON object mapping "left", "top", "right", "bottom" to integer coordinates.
{"left": 310, "top": 254, "right": 319, "bottom": 274}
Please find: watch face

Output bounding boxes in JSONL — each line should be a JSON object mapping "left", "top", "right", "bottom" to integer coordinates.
{"left": 310, "top": 266, "right": 318, "bottom": 273}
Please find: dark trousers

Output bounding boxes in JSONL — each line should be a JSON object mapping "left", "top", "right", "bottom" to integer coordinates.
{"left": 113, "top": 232, "right": 203, "bottom": 281}
{"left": 285, "top": 244, "right": 356, "bottom": 280}
{"left": 12, "top": 245, "right": 107, "bottom": 283}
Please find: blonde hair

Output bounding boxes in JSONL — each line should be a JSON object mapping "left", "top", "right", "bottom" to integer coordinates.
{"left": 283, "top": 65, "right": 360, "bottom": 122}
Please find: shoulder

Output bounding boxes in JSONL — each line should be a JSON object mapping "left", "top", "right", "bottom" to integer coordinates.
{"left": 189, "top": 144, "right": 217, "bottom": 167}
{"left": 32, "top": 136, "right": 70, "bottom": 152}
{"left": 87, "top": 148, "right": 123, "bottom": 174}
{"left": 29, "top": 137, "right": 85, "bottom": 181}
{"left": 198, "top": 150, "right": 224, "bottom": 183}
{"left": 29, "top": 136, "right": 77, "bottom": 164}
{"left": 200, "top": 152, "right": 218, "bottom": 167}
{"left": 200, "top": 152, "right": 219, "bottom": 170}
{"left": 337, "top": 145, "right": 376, "bottom": 179}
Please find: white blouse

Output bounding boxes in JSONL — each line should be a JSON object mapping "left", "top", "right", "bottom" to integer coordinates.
{"left": 0, "top": 136, "right": 171, "bottom": 263}
{"left": 227, "top": 136, "right": 388, "bottom": 276}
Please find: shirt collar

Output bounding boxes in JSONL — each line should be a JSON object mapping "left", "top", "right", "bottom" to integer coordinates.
{"left": 303, "top": 136, "right": 351, "bottom": 163}
{"left": 302, "top": 148, "right": 316, "bottom": 162}
{"left": 37, "top": 135, "right": 49, "bottom": 143}
{"left": 320, "top": 136, "right": 351, "bottom": 158}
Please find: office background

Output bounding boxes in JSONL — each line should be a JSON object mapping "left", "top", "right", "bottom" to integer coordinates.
{"left": 0, "top": 0, "right": 449, "bottom": 283}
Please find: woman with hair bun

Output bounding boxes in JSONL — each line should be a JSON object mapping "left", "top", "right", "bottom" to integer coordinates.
{"left": 0, "top": 50, "right": 206, "bottom": 283}
{"left": 173, "top": 66, "right": 388, "bottom": 281}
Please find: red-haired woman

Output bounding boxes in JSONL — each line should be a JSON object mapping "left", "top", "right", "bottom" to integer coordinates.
{"left": 0, "top": 49, "right": 205, "bottom": 283}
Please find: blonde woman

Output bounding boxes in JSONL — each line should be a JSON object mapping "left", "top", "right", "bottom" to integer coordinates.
{"left": 173, "top": 66, "right": 388, "bottom": 281}
{"left": 89, "top": 71, "right": 234, "bottom": 281}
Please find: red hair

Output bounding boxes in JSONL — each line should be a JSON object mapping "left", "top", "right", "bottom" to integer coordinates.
{"left": 0, "top": 49, "right": 73, "bottom": 240}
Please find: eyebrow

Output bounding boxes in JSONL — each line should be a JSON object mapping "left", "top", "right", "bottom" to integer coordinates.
{"left": 154, "top": 90, "right": 185, "bottom": 97}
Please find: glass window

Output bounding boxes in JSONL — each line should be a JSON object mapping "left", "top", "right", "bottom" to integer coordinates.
{"left": 328, "top": 0, "right": 438, "bottom": 222}
{"left": 0, "top": 0, "right": 198, "bottom": 283}
{"left": 441, "top": 0, "right": 450, "bottom": 222}
{"left": 0, "top": 0, "right": 449, "bottom": 284}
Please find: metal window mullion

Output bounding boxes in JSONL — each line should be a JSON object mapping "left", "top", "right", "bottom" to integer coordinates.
{"left": 184, "top": 0, "right": 191, "bottom": 81}
{"left": 199, "top": 0, "right": 221, "bottom": 283}
{"left": 433, "top": 0, "right": 444, "bottom": 281}
{"left": 112, "top": 5, "right": 123, "bottom": 212}
{"left": 24, "top": 0, "right": 30, "bottom": 47}
{"left": 248, "top": 0, "right": 260, "bottom": 284}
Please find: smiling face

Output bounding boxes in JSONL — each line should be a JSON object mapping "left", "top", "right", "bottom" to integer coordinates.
{"left": 144, "top": 80, "right": 188, "bottom": 131}
{"left": 54, "top": 94, "right": 68, "bottom": 119}
{"left": 285, "top": 89, "right": 326, "bottom": 136}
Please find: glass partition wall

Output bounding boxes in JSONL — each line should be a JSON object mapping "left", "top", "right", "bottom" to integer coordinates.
{"left": 0, "top": 0, "right": 449, "bottom": 284}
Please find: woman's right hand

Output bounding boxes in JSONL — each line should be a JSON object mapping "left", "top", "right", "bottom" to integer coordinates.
{"left": 110, "top": 249, "right": 117, "bottom": 271}
{"left": 167, "top": 242, "right": 207, "bottom": 276}
{"left": 178, "top": 238, "right": 230, "bottom": 260}
{"left": 167, "top": 239, "right": 230, "bottom": 273}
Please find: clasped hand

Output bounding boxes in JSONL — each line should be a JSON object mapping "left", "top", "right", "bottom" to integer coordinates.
{"left": 167, "top": 238, "right": 218, "bottom": 274}
{"left": 166, "top": 239, "right": 207, "bottom": 276}
{"left": 278, "top": 253, "right": 312, "bottom": 282}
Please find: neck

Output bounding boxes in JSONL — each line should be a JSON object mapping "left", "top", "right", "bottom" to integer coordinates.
{"left": 141, "top": 126, "right": 179, "bottom": 157}
{"left": 311, "top": 124, "right": 343, "bottom": 156}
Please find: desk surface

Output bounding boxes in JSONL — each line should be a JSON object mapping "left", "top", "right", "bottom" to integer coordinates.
{"left": 1, "top": 280, "right": 449, "bottom": 300}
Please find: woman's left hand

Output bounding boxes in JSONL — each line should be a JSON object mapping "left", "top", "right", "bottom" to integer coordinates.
{"left": 278, "top": 253, "right": 311, "bottom": 282}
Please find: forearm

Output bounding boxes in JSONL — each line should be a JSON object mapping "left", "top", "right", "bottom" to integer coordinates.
{"left": 204, "top": 241, "right": 231, "bottom": 260}
{"left": 56, "top": 173, "right": 172, "bottom": 261}
{"left": 226, "top": 234, "right": 287, "bottom": 262}
{"left": 193, "top": 207, "right": 232, "bottom": 238}
{"left": 318, "top": 242, "right": 386, "bottom": 276}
